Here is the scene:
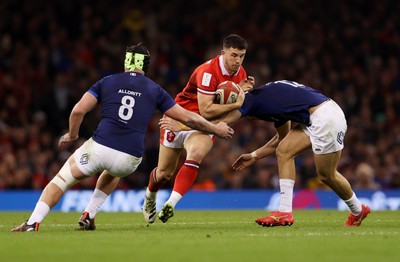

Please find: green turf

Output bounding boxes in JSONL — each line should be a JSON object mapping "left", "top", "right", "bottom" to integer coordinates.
{"left": 0, "top": 210, "right": 399, "bottom": 262}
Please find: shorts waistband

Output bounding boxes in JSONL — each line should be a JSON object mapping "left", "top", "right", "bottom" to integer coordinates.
{"left": 309, "top": 99, "right": 331, "bottom": 114}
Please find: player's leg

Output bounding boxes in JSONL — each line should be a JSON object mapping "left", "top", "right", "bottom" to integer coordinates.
{"left": 143, "top": 144, "right": 181, "bottom": 223}
{"left": 314, "top": 151, "right": 353, "bottom": 199}
{"left": 313, "top": 100, "right": 369, "bottom": 226}
{"left": 79, "top": 171, "right": 120, "bottom": 230}
{"left": 159, "top": 132, "right": 213, "bottom": 223}
{"left": 11, "top": 154, "right": 86, "bottom": 232}
{"left": 256, "top": 126, "right": 310, "bottom": 227}
{"left": 78, "top": 143, "right": 142, "bottom": 229}
{"left": 314, "top": 152, "right": 370, "bottom": 226}
{"left": 149, "top": 144, "right": 182, "bottom": 191}
{"left": 276, "top": 126, "right": 310, "bottom": 211}
{"left": 170, "top": 132, "right": 213, "bottom": 205}
{"left": 145, "top": 128, "right": 183, "bottom": 198}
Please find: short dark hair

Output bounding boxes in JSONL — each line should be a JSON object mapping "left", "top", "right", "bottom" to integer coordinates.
{"left": 223, "top": 34, "right": 248, "bottom": 50}
{"left": 126, "top": 42, "right": 150, "bottom": 56}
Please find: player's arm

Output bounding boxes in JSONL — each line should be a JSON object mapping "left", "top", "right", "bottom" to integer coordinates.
{"left": 252, "top": 121, "right": 291, "bottom": 158}
{"left": 215, "top": 109, "right": 242, "bottom": 124}
{"left": 164, "top": 104, "right": 234, "bottom": 140}
{"left": 197, "top": 88, "right": 244, "bottom": 120}
{"left": 59, "top": 92, "right": 98, "bottom": 146}
{"left": 159, "top": 107, "right": 243, "bottom": 132}
{"left": 232, "top": 121, "right": 291, "bottom": 171}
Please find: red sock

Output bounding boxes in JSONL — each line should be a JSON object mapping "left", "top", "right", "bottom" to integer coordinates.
{"left": 147, "top": 168, "right": 167, "bottom": 192}
{"left": 173, "top": 160, "right": 200, "bottom": 196}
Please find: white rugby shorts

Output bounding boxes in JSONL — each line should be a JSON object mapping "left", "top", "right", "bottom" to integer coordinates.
{"left": 160, "top": 129, "right": 214, "bottom": 149}
{"left": 74, "top": 138, "right": 142, "bottom": 177}
{"left": 301, "top": 100, "right": 347, "bottom": 154}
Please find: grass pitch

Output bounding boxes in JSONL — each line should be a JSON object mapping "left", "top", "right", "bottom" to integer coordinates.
{"left": 0, "top": 210, "right": 399, "bottom": 262}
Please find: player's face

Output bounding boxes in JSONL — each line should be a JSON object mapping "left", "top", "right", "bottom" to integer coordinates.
{"left": 222, "top": 47, "right": 246, "bottom": 75}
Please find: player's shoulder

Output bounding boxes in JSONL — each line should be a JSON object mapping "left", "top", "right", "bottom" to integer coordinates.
{"left": 197, "top": 55, "right": 220, "bottom": 72}
{"left": 107, "top": 71, "right": 128, "bottom": 78}
{"left": 195, "top": 56, "right": 225, "bottom": 81}
{"left": 98, "top": 72, "right": 129, "bottom": 84}
{"left": 125, "top": 72, "right": 159, "bottom": 86}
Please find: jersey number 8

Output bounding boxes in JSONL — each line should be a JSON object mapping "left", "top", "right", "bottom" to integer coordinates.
{"left": 118, "top": 95, "right": 135, "bottom": 120}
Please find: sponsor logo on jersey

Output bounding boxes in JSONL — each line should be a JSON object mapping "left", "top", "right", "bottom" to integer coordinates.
{"left": 201, "top": 73, "right": 212, "bottom": 87}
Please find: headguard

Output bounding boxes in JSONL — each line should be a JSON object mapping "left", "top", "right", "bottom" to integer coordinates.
{"left": 124, "top": 43, "right": 150, "bottom": 73}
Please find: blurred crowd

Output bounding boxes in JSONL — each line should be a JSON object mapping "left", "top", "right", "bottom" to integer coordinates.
{"left": 1, "top": 0, "right": 400, "bottom": 191}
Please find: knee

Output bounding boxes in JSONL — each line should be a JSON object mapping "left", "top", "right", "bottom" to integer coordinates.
{"left": 276, "top": 145, "right": 292, "bottom": 161}
{"left": 186, "top": 150, "right": 206, "bottom": 163}
{"left": 317, "top": 171, "right": 335, "bottom": 185}
{"left": 156, "top": 167, "right": 175, "bottom": 181}
{"left": 51, "top": 161, "right": 79, "bottom": 192}
{"left": 318, "top": 174, "right": 330, "bottom": 184}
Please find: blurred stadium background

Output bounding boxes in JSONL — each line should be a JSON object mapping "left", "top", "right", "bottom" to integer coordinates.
{"left": 1, "top": 0, "right": 400, "bottom": 211}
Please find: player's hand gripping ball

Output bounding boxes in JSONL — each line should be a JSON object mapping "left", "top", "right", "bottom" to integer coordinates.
{"left": 214, "top": 81, "right": 241, "bottom": 104}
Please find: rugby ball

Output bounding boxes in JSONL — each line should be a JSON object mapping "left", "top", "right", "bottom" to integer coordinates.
{"left": 214, "top": 81, "right": 241, "bottom": 104}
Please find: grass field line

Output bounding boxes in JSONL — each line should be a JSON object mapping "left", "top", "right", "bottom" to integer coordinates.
{"left": 2, "top": 218, "right": 399, "bottom": 228}
{"left": 0, "top": 220, "right": 354, "bottom": 228}
{"left": 3, "top": 221, "right": 399, "bottom": 237}
{"left": 1, "top": 221, "right": 253, "bottom": 228}
{"left": 4, "top": 219, "right": 398, "bottom": 228}
{"left": 246, "top": 231, "right": 400, "bottom": 237}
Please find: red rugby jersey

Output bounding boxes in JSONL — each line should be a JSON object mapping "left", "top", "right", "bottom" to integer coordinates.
{"left": 174, "top": 55, "right": 247, "bottom": 115}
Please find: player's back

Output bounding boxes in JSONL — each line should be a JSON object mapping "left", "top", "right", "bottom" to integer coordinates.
{"left": 256, "top": 80, "right": 328, "bottom": 106}
{"left": 90, "top": 72, "right": 175, "bottom": 157}
{"left": 242, "top": 80, "right": 329, "bottom": 125}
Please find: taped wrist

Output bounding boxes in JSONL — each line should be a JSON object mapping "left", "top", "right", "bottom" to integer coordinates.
{"left": 251, "top": 151, "right": 258, "bottom": 160}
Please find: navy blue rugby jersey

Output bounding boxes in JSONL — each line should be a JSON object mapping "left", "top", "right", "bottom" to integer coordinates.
{"left": 239, "top": 80, "right": 329, "bottom": 127}
{"left": 88, "top": 72, "right": 176, "bottom": 157}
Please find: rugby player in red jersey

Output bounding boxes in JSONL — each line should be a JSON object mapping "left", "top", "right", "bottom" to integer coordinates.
{"left": 143, "top": 34, "right": 255, "bottom": 223}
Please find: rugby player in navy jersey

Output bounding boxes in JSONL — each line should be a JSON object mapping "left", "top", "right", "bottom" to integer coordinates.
{"left": 11, "top": 43, "right": 235, "bottom": 232}
{"left": 162, "top": 80, "right": 370, "bottom": 227}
